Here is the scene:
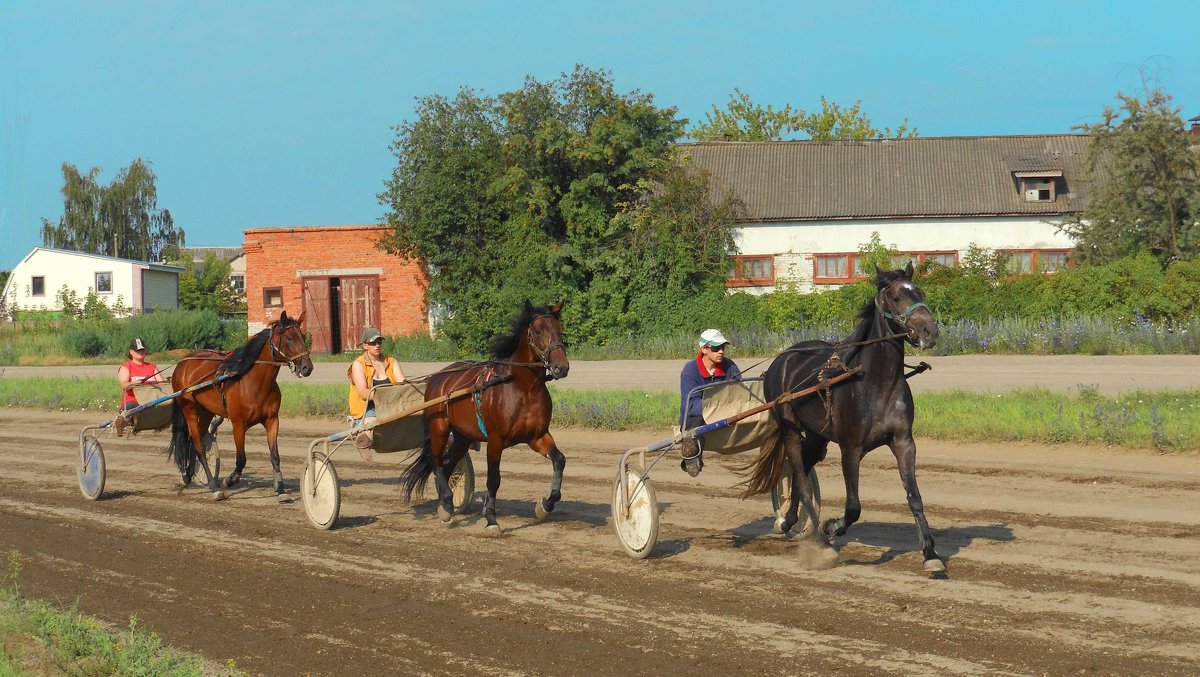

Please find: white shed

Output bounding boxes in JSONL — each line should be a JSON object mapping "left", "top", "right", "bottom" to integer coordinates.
{"left": 1, "top": 247, "right": 184, "bottom": 315}
{"left": 685, "top": 134, "right": 1090, "bottom": 294}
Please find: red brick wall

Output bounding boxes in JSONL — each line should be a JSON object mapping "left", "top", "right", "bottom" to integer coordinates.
{"left": 243, "top": 225, "right": 427, "bottom": 338}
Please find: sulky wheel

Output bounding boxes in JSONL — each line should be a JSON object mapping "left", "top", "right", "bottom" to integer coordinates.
{"left": 611, "top": 466, "right": 659, "bottom": 559}
{"left": 301, "top": 451, "right": 340, "bottom": 530}
{"left": 449, "top": 453, "right": 475, "bottom": 514}
{"left": 78, "top": 434, "right": 107, "bottom": 501}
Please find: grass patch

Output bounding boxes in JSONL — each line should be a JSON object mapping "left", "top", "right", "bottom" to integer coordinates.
{"left": 1, "top": 550, "right": 245, "bottom": 676}
{"left": 3, "top": 377, "right": 1199, "bottom": 450}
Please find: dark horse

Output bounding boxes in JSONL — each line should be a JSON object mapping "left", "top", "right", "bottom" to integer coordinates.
{"left": 166, "top": 311, "right": 314, "bottom": 500}
{"left": 400, "top": 301, "right": 569, "bottom": 536}
{"left": 745, "top": 263, "right": 945, "bottom": 573}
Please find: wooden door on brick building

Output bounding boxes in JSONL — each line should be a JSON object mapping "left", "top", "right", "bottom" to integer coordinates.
{"left": 339, "top": 276, "right": 380, "bottom": 350}
{"left": 302, "top": 278, "right": 333, "bottom": 354}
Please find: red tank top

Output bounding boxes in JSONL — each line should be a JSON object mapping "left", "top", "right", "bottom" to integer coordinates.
{"left": 122, "top": 361, "right": 159, "bottom": 405}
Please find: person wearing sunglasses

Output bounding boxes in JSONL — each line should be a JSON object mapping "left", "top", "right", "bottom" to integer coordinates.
{"left": 677, "top": 328, "right": 740, "bottom": 475}
{"left": 115, "top": 338, "right": 161, "bottom": 436}
{"left": 347, "top": 327, "right": 407, "bottom": 459}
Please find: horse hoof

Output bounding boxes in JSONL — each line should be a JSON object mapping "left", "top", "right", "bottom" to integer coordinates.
{"left": 483, "top": 524, "right": 504, "bottom": 538}
{"left": 174, "top": 483, "right": 186, "bottom": 495}
{"left": 438, "top": 506, "right": 454, "bottom": 523}
{"left": 225, "top": 476, "right": 240, "bottom": 488}
{"left": 277, "top": 493, "right": 293, "bottom": 505}
{"left": 924, "top": 558, "right": 947, "bottom": 574}
{"left": 211, "top": 490, "right": 227, "bottom": 501}
{"left": 774, "top": 517, "right": 796, "bottom": 539}
{"left": 533, "top": 499, "right": 551, "bottom": 522}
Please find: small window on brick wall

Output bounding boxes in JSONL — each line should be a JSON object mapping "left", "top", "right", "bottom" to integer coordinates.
{"left": 263, "top": 287, "right": 283, "bottom": 308}
{"left": 727, "top": 255, "right": 774, "bottom": 287}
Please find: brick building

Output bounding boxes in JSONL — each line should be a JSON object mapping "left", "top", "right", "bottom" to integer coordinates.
{"left": 243, "top": 225, "right": 427, "bottom": 353}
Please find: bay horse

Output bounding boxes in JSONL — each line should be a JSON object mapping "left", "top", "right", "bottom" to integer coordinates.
{"left": 400, "top": 301, "right": 569, "bottom": 536}
{"left": 745, "top": 263, "right": 945, "bottom": 573}
{"left": 166, "top": 310, "right": 314, "bottom": 500}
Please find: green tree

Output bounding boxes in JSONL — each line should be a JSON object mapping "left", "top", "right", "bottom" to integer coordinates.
{"left": 856, "top": 231, "right": 900, "bottom": 275}
{"left": 41, "top": 159, "right": 184, "bottom": 261}
{"left": 1061, "top": 87, "right": 1200, "bottom": 266}
{"left": 171, "top": 253, "right": 244, "bottom": 315}
{"left": 380, "top": 66, "right": 740, "bottom": 349}
{"left": 689, "top": 90, "right": 915, "bottom": 141}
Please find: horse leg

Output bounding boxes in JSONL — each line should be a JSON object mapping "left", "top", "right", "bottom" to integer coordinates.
{"left": 427, "top": 422, "right": 454, "bottom": 523}
{"left": 434, "top": 431, "right": 470, "bottom": 522}
{"left": 264, "top": 415, "right": 287, "bottom": 497}
{"left": 225, "top": 421, "right": 249, "bottom": 489}
{"left": 790, "top": 434, "right": 827, "bottom": 539}
{"left": 891, "top": 434, "right": 945, "bottom": 573}
{"left": 205, "top": 415, "right": 224, "bottom": 479}
{"left": 186, "top": 412, "right": 224, "bottom": 500}
{"left": 481, "top": 439, "right": 504, "bottom": 537}
{"left": 822, "top": 443, "right": 863, "bottom": 539}
{"left": 778, "top": 429, "right": 805, "bottom": 534}
{"left": 528, "top": 432, "right": 566, "bottom": 522}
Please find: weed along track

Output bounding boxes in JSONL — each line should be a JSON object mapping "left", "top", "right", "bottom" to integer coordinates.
{"left": 2, "top": 408, "right": 1200, "bottom": 675}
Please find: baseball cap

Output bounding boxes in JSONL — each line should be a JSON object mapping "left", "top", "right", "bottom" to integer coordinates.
{"left": 361, "top": 327, "right": 383, "bottom": 343}
{"left": 698, "top": 329, "right": 731, "bottom": 348}
{"left": 129, "top": 338, "right": 147, "bottom": 351}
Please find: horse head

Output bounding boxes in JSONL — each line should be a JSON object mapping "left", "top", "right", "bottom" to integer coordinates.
{"left": 525, "top": 300, "right": 569, "bottom": 380}
{"left": 874, "top": 262, "right": 939, "bottom": 349}
{"left": 272, "top": 310, "right": 315, "bottom": 377}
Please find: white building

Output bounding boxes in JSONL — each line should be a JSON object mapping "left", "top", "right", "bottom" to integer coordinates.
{"left": 1, "top": 247, "right": 184, "bottom": 315}
{"left": 684, "top": 134, "right": 1090, "bottom": 294}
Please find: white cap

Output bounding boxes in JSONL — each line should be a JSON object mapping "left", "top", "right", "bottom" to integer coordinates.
{"left": 698, "top": 329, "right": 731, "bottom": 348}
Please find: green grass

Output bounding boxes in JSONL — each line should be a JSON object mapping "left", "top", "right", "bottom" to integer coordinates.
{"left": 1, "top": 550, "right": 245, "bottom": 676}
{"left": 3, "top": 376, "right": 1199, "bottom": 451}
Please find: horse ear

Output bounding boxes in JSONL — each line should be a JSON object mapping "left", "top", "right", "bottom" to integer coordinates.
{"left": 904, "top": 260, "right": 915, "bottom": 278}
{"left": 523, "top": 299, "right": 534, "bottom": 314}
{"left": 278, "top": 310, "right": 289, "bottom": 324}
{"left": 296, "top": 310, "right": 306, "bottom": 329}
{"left": 549, "top": 301, "right": 563, "bottom": 315}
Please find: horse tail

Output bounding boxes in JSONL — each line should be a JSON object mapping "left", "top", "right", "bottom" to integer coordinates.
{"left": 398, "top": 437, "right": 436, "bottom": 503}
{"left": 165, "top": 402, "right": 198, "bottom": 479}
{"left": 736, "top": 427, "right": 790, "bottom": 499}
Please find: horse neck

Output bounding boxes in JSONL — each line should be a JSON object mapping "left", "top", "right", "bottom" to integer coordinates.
{"left": 251, "top": 333, "right": 283, "bottom": 379}
{"left": 850, "top": 310, "right": 906, "bottom": 386}
{"left": 507, "top": 329, "right": 546, "bottom": 384}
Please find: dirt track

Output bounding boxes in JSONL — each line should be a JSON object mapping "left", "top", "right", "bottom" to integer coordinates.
{"left": 2, "top": 406, "right": 1199, "bottom": 676}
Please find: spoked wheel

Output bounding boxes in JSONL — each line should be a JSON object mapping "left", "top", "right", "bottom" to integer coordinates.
{"left": 448, "top": 453, "right": 475, "bottom": 514}
{"left": 301, "top": 451, "right": 340, "bottom": 530}
{"left": 612, "top": 465, "right": 659, "bottom": 559}
{"left": 771, "top": 460, "right": 821, "bottom": 536}
{"left": 78, "top": 434, "right": 106, "bottom": 501}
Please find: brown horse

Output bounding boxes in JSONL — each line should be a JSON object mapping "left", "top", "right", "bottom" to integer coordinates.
{"left": 166, "top": 311, "right": 313, "bottom": 499}
{"left": 746, "top": 264, "right": 944, "bottom": 573}
{"left": 399, "top": 301, "right": 569, "bottom": 536}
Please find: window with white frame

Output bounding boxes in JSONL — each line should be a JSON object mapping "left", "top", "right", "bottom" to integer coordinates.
{"left": 95, "top": 272, "right": 113, "bottom": 294}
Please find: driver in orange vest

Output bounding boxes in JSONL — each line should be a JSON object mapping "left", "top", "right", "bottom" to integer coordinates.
{"left": 348, "top": 327, "right": 406, "bottom": 460}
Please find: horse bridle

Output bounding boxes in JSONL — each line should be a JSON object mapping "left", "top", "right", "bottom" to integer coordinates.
{"left": 270, "top": 323, "right": 311, "bottom": 374}
{"left": 528, "top": 314, "right": 567, "bottom": 374}
{"left": 875, "top": 281, "right": 931, "bottom": 346}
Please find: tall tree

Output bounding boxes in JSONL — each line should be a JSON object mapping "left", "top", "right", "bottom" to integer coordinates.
{"left": 689, "top": 90, "right": 915, "bottom": 141}
{"left": 1061, "top": 87, "right": 1200, "bottom": 266}
{"left": 41, "top": 159, "right": 184, "bottom": 261}
{"left": 380, "top": 66, "right": 740, "bottom": 349}
{"left": 170, "top": 252, "right": 245, "bottom": 315}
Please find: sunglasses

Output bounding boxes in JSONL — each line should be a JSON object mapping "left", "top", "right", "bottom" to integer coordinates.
{"left": 365, "top": 338, "right": 384, "bottom": 346}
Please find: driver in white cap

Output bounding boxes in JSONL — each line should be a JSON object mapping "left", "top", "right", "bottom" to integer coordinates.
{"left": 678, "top": 329, "right": 740, "bottom": 474}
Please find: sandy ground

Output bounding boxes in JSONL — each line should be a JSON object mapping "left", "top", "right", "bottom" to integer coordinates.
{"left": 2, "top": 399, "right": 1199, "bottom": 675}
{"left": 5, "top": 353, "right": 1200, "bottom": 395}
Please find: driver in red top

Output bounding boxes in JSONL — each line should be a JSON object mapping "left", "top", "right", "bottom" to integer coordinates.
{"left": 115, "top": 338, "right": 160, "bottom": 436}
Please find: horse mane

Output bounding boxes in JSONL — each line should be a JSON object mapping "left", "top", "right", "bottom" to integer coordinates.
{"left": 488, "top": 303, "right": 555, "bottom": 359}
{"left": 218, "top": 315, "right": 300, "bottom": 376}
{"left": 844, "top": 267, "right": 909, "bottom": 345}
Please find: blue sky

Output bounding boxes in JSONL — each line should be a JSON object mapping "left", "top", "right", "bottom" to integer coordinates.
{"left": 2, "top": 1, "right": 1197, "bottom": 271}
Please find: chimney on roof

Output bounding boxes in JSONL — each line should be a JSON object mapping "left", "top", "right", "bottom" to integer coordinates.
{"left": 1191, "top": 115, "right": 1200, "bottom": 136}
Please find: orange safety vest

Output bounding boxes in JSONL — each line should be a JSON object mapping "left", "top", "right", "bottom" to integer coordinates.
{"left": 347, "top": 354, "right": 401, "bottom": 418}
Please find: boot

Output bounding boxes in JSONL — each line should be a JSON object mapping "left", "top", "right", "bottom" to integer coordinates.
{"left": 114, "top": 414, "right": 127, "bottom": 437}
{"left": 354, "top": 430, "right": 375, "bottom": 462}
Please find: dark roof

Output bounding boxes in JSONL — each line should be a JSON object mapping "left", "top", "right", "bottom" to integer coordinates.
{"left": 682, "top": 134, "right": 1092, "bottom": 221}
{"left": 182, "top": 246, "right": 243, "bottom": 262}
